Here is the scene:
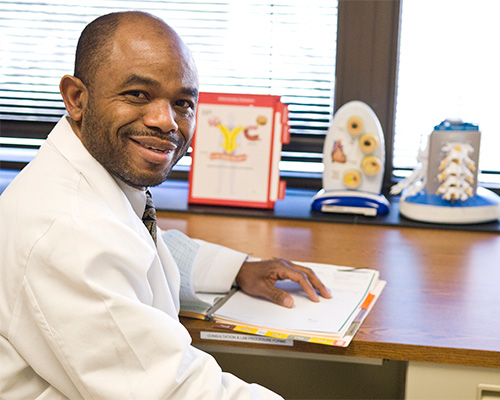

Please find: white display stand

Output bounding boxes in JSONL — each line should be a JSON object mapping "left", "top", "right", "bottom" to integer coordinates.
{"left": 312, "top": 101, "right": 389, "bottom": 216}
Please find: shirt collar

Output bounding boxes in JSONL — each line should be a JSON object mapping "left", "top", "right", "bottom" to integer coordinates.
{"left": 114, "top": 178, "right": 147, "bottom": 219}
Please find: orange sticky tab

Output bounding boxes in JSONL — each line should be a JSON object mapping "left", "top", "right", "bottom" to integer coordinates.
{"left": 278, "top": 180, "right": 286, "bottom": 199}
{"left": 361, "top": 293, "right": 375, "bottom": 309}
{"left": 281, "top": 125, "right": 290, "bottom": 144}
{"left": 281, "top": 104, "right": 289, "bottom": 123}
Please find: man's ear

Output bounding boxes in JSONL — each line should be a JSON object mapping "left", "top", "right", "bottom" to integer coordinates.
{"left": 59, "top": 75, "right": 88, "bottom": 122}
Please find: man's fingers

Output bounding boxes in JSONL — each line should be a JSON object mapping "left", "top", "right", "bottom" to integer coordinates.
{"left": 271, "top": 259, "right": 319, "bottom": 303}
{"left": 236, "top": 258, "right": 332, "bottom": 308}
{"left": 293, "top": 272, "right": 320, "bottom": 302}
{"left": 263, "top": 284, "right": 294, "bottom": 308}
{"left": 287, "top": 262, "right": 332, "bottom": 299}
{"left": 276, "top": 259, "right": 330, "bottom": 301}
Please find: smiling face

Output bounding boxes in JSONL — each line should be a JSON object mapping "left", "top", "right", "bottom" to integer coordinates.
{"left": 68, "top": 13, "right": 199, "bottom": 189}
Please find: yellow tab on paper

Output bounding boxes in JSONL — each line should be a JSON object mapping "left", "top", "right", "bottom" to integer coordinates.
{"left": 309, "top": 337, "right": 336, "bottom": 346}
{"left": 234, "top": 325, "right": 259, "bottom": 334}
{"left": 264, "top": 331, "right": 289, "bottom": 339}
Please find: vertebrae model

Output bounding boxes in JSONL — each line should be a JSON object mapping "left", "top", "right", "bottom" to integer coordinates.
{"left": 391, "top": 140, "right": 476, "bottom": 203}
{"left": 435, "top": 142, "right": 475, "bottom": 202}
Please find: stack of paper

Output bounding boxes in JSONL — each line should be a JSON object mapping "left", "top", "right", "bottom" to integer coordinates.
{"left": 181, "top": 262, "right": 385, "bottom": 347}
{"left": 211, "top": 262, "right": 384, "bottom": 347}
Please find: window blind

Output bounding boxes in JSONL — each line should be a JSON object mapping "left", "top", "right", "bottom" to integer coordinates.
{"left": 0, "top": 0, "right": 338, "bottom": 179}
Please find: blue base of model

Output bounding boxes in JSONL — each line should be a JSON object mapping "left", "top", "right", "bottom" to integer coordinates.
{"left": 311, "top": 190, "right": 390, "bottom": 216}
{"left": 400, "top": 187, "right": 500, "bottom": 224}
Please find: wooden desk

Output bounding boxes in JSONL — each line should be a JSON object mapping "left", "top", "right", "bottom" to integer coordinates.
{"left": 158, "top": 211, "right": 500, "bottom": 399}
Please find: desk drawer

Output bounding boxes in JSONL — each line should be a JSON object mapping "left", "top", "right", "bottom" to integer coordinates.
{"left": 406, "top": 362, "right": 500, "bottom": 400}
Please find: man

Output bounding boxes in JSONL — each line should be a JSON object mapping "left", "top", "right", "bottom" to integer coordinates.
{"left": 0, "top": 11, "right": 330, "bottom": 399}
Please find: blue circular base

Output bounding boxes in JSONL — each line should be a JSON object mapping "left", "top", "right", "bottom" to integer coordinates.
{"left": 400, "top": 187, "right": 500, "bottom": 224}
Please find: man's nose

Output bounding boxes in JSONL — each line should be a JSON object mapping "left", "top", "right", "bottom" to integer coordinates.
{"left": 143, "top": 100, "right": 179, "bottom": 133}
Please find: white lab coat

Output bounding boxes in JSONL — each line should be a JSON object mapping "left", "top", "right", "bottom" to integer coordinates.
{"left": 0, "top": 117, "right": 282, "bottom": 399}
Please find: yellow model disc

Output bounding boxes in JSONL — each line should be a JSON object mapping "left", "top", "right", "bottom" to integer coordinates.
{"left": 361, "top": 155, "right": 382, "bottom": 175}
{"left": 343, "top": 169, "right": 362, "bottom": 188}
{"left": 347, "top": 115, "right": 364, "bottom": 135}
{"left": 359, "top": 133, "right": 378, "bottom": 153}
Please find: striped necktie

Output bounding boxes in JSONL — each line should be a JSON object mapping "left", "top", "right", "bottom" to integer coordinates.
{"left": 142, "top": 190, "right": 157, "bottom": 245}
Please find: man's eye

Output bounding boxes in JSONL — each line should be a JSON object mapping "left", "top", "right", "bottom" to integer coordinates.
{"left": 125, "top": 90, "right": 147, "bottom": 100}
{"left": 176, "top": 99, "right": 194, "bottom": 109}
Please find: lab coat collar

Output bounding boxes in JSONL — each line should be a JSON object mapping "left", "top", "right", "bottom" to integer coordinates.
{"left": 45, "top": 116, "right": 144, "bottom": 225}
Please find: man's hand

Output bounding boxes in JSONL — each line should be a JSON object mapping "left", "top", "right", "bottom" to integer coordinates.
{"left": 235, "top": 258, "right": 332, "bottom": 308}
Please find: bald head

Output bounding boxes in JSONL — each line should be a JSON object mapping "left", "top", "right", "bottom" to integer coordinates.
{"left": 74, "top": 11, "right": 189, "bottom": 87}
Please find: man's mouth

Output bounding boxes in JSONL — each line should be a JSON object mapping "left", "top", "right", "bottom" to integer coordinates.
{"left": 130, "top": 136, "right": 179, "bottom": 153}
{"left": 143, "top": 144, "right": 168, "bottom": 153}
